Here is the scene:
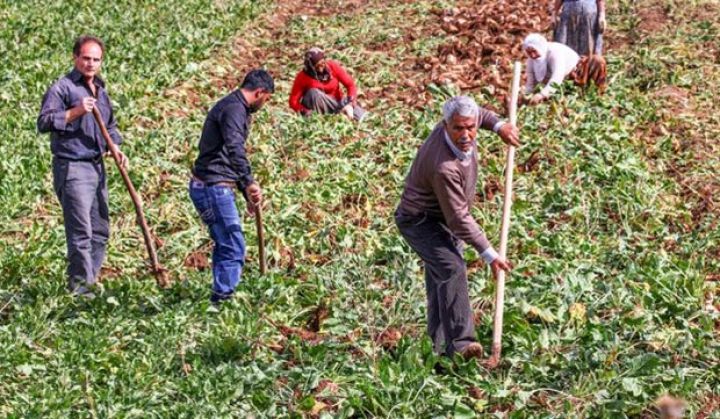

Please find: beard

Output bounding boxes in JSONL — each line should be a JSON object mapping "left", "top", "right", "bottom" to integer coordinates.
{"left": 248, "top": 102, "right": 263, "bottom": 113}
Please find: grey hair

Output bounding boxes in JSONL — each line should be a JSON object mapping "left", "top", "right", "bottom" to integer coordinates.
{"left": 443, "top": 96, "right": 479, "bottom": 124}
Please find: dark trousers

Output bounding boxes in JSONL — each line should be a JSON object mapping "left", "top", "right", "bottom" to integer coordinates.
{"left": 188, "top": 179, "right": 246, "bottom": 301}
{"left": 395, "top": 211, "right": 476, "bottom": 356}
{"left": 52, "top": 158, "right": 109, "bottom": 291}
{"left": 553, "top": 0, "right": 603, "bottom": 55}
{"left": 301, "top": 88, "right": 366, "bottom": 121}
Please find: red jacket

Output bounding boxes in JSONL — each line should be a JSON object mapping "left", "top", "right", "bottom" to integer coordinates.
{"left": 289, "top": 60, "right": 357, "bottom": 112}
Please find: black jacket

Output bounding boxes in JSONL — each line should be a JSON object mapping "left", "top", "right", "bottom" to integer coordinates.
{"left": 192, "top": 90, "right": 254, "bottom": 190}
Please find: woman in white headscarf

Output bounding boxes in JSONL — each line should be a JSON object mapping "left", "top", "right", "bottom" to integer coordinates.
{"left": 522, "top": 33, "right": 580, "bottom": 105}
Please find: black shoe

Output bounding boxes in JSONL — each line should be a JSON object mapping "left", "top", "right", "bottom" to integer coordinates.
{"left": 209, "top": 292, "right": 232, "bottom": 306}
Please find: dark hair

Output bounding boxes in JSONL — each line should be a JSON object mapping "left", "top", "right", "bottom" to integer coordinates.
{"left": 73, "top": 35, "right": 105, "bottom": 57}
{"left": 240, "top": 69, "right": 275, "bottom": 93}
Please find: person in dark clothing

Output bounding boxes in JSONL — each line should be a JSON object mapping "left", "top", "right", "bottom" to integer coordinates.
{"left": 189, "top": 69, "right": 274, "bottom": 304}
{"left": 37, "top": 35, "right": 127, "bottom": 298}
{"left": 395, "top": 96, "right": 519, "bottom": 361}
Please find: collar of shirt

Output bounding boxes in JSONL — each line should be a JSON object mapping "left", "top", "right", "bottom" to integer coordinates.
{"left": 444, "top": 129, "right": 473, "bottom": 161}
{"left": 68, "top": 68, "right": 105, "bottom": 89}
{"left": 233, "top": 90, "right": 254, "bottom": 123}
{"left": 233, "top": 89, "right": 251, "bottom": 111}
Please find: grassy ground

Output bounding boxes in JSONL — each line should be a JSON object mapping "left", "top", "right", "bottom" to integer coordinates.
{"left": 1, "top": 0, "right": 718, "bottom": 417}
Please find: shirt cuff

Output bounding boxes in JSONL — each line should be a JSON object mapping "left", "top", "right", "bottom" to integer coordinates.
{"left": 492, "top": 121, "right": 506, "bottom": 134}
{"left": 53, "top": 111, "right": 68, "bottom": 131}
{"left": 110, "top": 131, "right": 123, "bottom": 146}
{"left": 480, "top": 247, "right": 499, "bottom": 264}
{"left": 236, "top": 174, "right": 255, "bottom": 191}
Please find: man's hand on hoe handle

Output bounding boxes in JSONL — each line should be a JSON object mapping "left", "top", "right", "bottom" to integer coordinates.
{"left": 245, "top": 182, "right": 263, "bottom": 217}
{"left": 491, "top": 257, "right": 513, "bottom": 280}
{"left": 104, "top": 150, "right": 129, "bottom": 170}
{"left": 498, "top": 123, "right": 521, "bottom": 148}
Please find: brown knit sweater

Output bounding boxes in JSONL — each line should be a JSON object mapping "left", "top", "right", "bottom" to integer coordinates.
{"left": 398, "top": 112, "right": 501, "bottom": 254}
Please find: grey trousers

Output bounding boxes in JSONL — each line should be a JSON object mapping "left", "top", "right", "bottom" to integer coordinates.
{"left": 301, "top": 88, "right": 366, "bottom": 121}
{"left": 52, "top": 158, "right": 109, "bottom": 291}
{"left": 395, "top": 211, "right": 476, "bottom": 356}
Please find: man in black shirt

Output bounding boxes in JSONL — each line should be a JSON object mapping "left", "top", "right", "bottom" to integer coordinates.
{"left": 38, "top": 35, "right": 128, "bottom": 298}
{"left": 189, "top": 69, "right": 274, "bottom": 304}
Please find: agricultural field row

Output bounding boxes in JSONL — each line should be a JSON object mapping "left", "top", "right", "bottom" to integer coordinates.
{"left": 0, "top": 0, "right": 718, "bottom": 416}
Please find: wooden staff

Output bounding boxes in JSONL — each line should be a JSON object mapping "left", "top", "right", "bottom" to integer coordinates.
{"left": 254, "top": 204, "right": 266, "bottom": 275}
{"left": 487, "top": 61, "right": 522, "bottom": 368}
{"left": 91, "top": 108, "right": 169, "bottom": 288}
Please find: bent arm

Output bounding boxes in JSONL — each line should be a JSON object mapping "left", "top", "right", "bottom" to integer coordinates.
{"left": 477, "top": 107, "right": 504, "bottom": 133}
{"left": 433, "top": 169, "right": 496, "bottom": 261}
{"left": 221, "top": 105, "right": 254, "bottom": 190}
{"left": 103, "top": 93, "right": 122, "bottom": 145}
{"left": 289, "top": 73, "right": 309, "bottom": 113}
{"left": 331, "top": 61, "right": 357, "bottom": 100}
{"left": 524, "top": 60, "right": 537, "bottom": 95}
{"left": 37, "top": 85, "right": 70, "bottom": 133}
{"left": 540, "top": 53, "right": 572, "bottom": 98}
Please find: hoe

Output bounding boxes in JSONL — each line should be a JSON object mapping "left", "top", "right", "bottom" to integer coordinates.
{"left": 92, "top": 108, "right": 169, "bottom": 288}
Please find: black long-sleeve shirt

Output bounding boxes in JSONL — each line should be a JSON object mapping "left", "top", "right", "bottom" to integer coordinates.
{"left": 37, "top": 69, "right": 122, "bottom": 160}
{"left": 192, "top": 90, "right": 254, "bottom": 190}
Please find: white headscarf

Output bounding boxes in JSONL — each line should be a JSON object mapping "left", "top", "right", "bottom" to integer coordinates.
{"left": 523, "top": 33, "right": 550, "bottom": 84}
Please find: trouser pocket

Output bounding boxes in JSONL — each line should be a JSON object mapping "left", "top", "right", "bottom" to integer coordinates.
{"left": 394, "top": 211, "right": 428, "bottom": 228}
{"left": 52, "top": 158, "right": 71, "bottom": 200}
{"left": 189, "top": 180, "right": 216, "bottom": 225}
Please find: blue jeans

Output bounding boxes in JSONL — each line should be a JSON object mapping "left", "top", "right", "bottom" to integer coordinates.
{"left": 188, "top": 179, "right": 246, "bottom": 301}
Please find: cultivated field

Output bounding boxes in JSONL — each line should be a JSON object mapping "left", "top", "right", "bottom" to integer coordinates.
{"left": 1, "top": 0, "right": 718, "bottom": 416}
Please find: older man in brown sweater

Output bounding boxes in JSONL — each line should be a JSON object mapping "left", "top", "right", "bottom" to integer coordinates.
{"left": 395, "top": 95, "right": 520, "bottom": 360}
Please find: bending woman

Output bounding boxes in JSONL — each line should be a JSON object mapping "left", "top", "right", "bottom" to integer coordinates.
{"left": 289, "top": 47, "right": 366, "bottom": 121}
{"left": 522, "top": 33, "right": 579, "bottom": 105}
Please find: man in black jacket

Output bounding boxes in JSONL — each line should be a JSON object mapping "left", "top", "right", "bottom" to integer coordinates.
{"left": 189, "top": 69, "right": 274, "bottom": 304}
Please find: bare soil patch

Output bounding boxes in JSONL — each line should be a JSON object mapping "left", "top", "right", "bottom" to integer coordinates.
{"left": 163, "top": 0, "right": 554, "bottom": 114}
{"left": 184, "top": 243, "right": 212, "bottom": 270}
{"left": 163, "top": 0, "right": 374, "bottom": 117}
{"left": 638, "top": 85, "right": 719, "bottom": 230}
{"left": 637, "top": 5, "right": 669, "bottom": 33}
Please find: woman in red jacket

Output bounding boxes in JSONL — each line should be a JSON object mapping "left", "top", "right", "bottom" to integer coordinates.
{"left": 289, "top": 47, "right": 366, "bottom": 121}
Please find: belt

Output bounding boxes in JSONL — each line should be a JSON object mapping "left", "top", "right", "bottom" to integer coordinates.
{"left": 55, "top": 155, "right": 103, "bottom": 164}
{"left": 191, "top": 176, "right": 236, "bottom": 189}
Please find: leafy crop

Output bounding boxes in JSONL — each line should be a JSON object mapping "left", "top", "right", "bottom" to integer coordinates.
{"left": 0, "top": 0, "right": 718, "bottom": 417}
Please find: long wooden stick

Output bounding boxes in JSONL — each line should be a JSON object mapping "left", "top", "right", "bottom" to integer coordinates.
{"left": 91, "top": 108, "right": 169, "bottom": 287}
{"left": 254, "top": 205, "right": 266, "bottom": 275}
{"left": 488, "top": 61, "right": 522, "bottom": 368}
